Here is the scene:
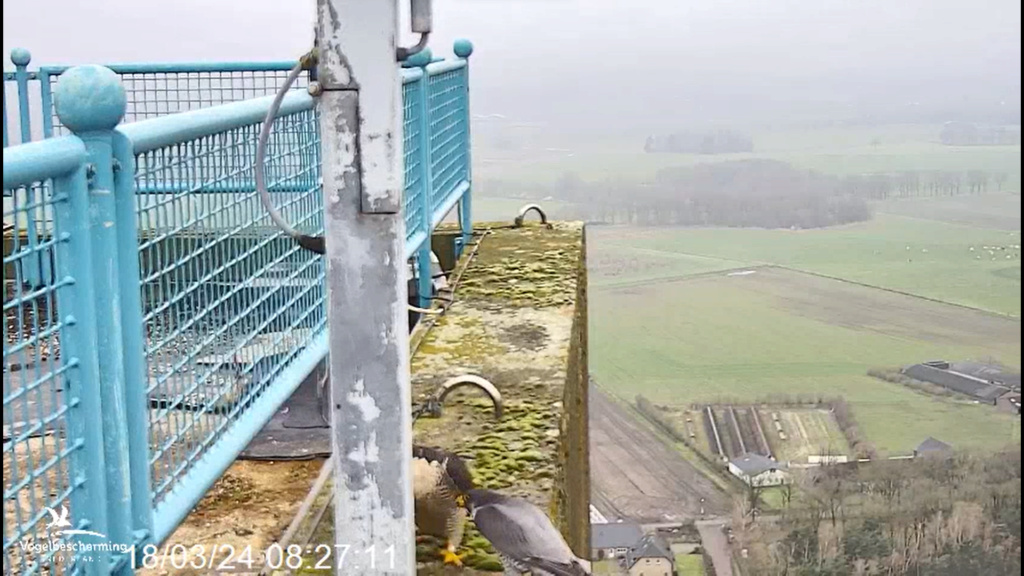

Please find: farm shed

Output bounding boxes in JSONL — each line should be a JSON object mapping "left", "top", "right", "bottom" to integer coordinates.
{"left": 952, "top": 361, "right": 1021, "bottom": 390}
{"left": 728, "top": 453, "right": 790, "bottom": 487}
{"left": 902, "top": 362, "right": 1012, "bottom": 404}
{"left": 625, "top": 534, "right": 675, "bottom": 576}
{"left": 591, "top": 521, "right": 645, "bottom": 560}
{"left": 914, "top": 437, "right": 954, "bottom": 458}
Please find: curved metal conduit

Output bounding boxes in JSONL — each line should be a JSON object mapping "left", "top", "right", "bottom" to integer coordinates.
{"left": 255, "top": 49, "right": 441, "bottom": 316}
{"left": 514, "top": 203, "right": 549, "bottom": 227}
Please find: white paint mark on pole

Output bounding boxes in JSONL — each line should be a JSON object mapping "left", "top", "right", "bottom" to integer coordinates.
{"left": 348, "top": 378, "right": 383, "bottom": 422}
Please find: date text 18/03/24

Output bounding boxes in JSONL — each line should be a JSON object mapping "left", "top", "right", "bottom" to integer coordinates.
{"left": 133, "top": 542, "right": 397, "bottom": 571}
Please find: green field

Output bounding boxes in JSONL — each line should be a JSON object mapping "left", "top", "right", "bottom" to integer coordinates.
{"left": 589, "top": 212, "right": 1021, "bottom": 317}
{"left": 475, "top": 124, "right": 1022, "bottom": 192}
{"left": 475, "top": 123, "right": 1022, "bottom": 459}
{"left": 875, "top": 192, "right": 1021, "bottom": 231}
{"left": 591, "top": 267, "right": 1021, "bottom": 455}
{"left": 766, "top": 409, "right": 851, "bottom": 463}
{"left": 589, "top": 243, "right": 745, "bottom": 289}
{"left": 592, "top": 559, "right": 620, "bottom": 575}
{"left": 675, "top": 553, "right": 706, "bottom": 576}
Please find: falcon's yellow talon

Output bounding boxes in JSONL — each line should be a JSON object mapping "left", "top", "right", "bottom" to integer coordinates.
{"left": 440, "top": 548, "right": 465, "bottom": 566}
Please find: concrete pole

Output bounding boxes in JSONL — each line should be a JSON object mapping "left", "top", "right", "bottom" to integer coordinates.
{"left": 315, "top": 1, "right": 414, "bottom": 574}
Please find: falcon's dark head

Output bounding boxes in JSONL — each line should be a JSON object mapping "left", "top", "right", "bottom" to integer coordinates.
{"left": 412, "top": 445, "right": 476, "bottom": 503}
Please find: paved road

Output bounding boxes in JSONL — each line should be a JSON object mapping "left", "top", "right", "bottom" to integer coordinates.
{"left": 589, "top": 385, "right": 729, "bottom": 523}
{"left": 697, "top": 519, "right": 734, "bottom": 576}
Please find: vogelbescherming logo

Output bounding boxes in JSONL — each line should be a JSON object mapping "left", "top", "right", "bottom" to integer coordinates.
{"left": 18, "top": 506, "right": 132, "bottom": 560}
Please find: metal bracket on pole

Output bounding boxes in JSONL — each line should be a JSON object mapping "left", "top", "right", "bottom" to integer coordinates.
{"left": 316, "top": 1, "right": 403, "bottom": 215}
{"left": 316, "top": 1, "right": 414, "bottom": 574}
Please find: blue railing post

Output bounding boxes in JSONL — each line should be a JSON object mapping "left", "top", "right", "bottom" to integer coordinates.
{"left": 453, "top": 40, "right": 474, "bottom": 253}
{"left": 54, "top": 65, "right": 136, "bottom": 574}
{"left": 113, "top": 129, "right": 155, "bottom": 555}
{"left": 12, "top": 48, "right": 47, "bottom": 286}
{"left": 412, "top": 49, "right": 435, "bottom": 309}
{"left": 39, "top": 70, "right": 56, "bottom": 138}
{"left": 50, "top": 147, "right": 113, "bottom": 576}
{"left": 12, "top": 48, "right": 34, "bottom": 145}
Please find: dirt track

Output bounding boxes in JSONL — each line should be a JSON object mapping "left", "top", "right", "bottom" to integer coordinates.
{"left": 589, "top": 385, "right": 729, "bottom": 523}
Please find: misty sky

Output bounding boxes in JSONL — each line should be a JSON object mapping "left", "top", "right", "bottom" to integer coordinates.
{"left": 4, "top": 0, "right": 1020, "bottom": 130}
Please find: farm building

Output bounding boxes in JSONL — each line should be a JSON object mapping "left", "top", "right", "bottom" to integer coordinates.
{"left": 625, "top": 534, "right": 675, "bottom": 576}
{"left": 914, "top": 437, "right": 954, "bottom": 458}
{"left": 952, "top": 361, "right": 1021, "bottom": 389}
{"left": 591, "top": 521, "right": 645, "bottom": 560}
{"left": 998, "top": 393, "right": 1021, "bottom": 415}
{"left": 729, "top": 453, "right": 790, "bottom": 487}
{"left": 902, "top": 361, "right": 1018, "bottom": 404}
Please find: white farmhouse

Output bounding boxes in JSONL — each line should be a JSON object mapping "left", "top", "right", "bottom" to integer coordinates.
{"left": 625, "top": 534, "right": 675, "bottom": 576}
{"left": 729, "top": 453, "right": 790, "bottom": 487}
{"left": 590, "top": 521, "right": 644, "bottom": 561}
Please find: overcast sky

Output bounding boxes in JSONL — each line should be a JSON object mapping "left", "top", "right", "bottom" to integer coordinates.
{"left": 4, "top": 0, "right": 1020, "bottom": 129}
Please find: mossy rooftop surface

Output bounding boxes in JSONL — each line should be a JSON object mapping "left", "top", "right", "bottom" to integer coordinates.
{"left": 411, "top": 221, "right": 585, "bottom": 573}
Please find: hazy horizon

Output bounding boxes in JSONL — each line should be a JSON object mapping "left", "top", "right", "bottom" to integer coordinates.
{"left": 4, "top": 0, "right": 1020, "bottom": 131}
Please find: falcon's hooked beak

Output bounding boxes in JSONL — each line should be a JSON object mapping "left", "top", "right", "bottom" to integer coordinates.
{"left": 457, "top": 492, "right": 479, "bottom": 519}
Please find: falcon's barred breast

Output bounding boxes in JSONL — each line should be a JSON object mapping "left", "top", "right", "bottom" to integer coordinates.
{"left": 412, "top": 445, "right": 475, "bottom": 566}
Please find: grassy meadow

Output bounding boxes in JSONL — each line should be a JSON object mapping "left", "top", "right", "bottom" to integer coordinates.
{"left": 675, "top": 553, "right": 706, "bottom": 576}
{"left": 589, "top": 267, "right": 1020, "bottom": 455}
{"left": 589, "top": 211, "right": 1021, "bottom": 317}
{"left": 471, "top": 122, "right": 1021, "bottom": 458}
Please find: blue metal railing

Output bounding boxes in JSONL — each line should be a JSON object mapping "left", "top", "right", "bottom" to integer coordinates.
{"left": 3, "top": 49, "right": 310, "bottom": 145}
{"left": 4, "top": 135, "right": 115, "bottom": 575}
{"left": 3, "top": 41, "right": 473, "bottom": 574}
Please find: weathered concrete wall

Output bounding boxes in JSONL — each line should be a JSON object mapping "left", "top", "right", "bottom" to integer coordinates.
{"left": 411, "top": 221, "right": 590, "bottom": 572}
{"left": 554, "top": 225, "right": 590, "bottom": 556}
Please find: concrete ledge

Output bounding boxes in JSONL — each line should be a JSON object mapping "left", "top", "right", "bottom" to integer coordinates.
{"left": 411, "top": 221, "right": 590, "bottom": 572}
{"left": 180, "top": 221, "right": 591, "bottom": 575}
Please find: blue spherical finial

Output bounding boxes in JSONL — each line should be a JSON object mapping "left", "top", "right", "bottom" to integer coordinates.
{"left": 453, "top": 39, "right": 474, "bottom": 59}
{"left": 406, "top": 47, "right": 433, "bottom": 68}
{"left": 10, "top": 48, "right": 31, "bottom": 67}
{"left": 55, "top": 65, "right": 127, "bottom": 133}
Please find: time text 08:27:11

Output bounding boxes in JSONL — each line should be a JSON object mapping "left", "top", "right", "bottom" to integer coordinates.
{"left": 133, "top": 543, "right": 397, "bottom": 571}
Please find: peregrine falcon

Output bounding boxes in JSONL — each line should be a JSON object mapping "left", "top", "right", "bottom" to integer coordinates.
{"left": 464, "top": 488, "right": 591, "bottom": 575}
{"left": 412, "top": 445, "right": 475, "bottom": 566}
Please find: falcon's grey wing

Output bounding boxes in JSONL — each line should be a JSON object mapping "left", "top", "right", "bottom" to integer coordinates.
{"left": 521, "top": 557, "right": 591, "bottom": 576}
{"left": 472, "top": 497, "right": 588, "bottom": 575}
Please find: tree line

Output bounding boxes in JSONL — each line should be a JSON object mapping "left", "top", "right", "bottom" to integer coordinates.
{"left": 554, "top": 160, "right": 871, "bottom": 229}
{"left": 940, "top": 122, "right": 1021, "bottom": 146}
{"left": 480, "top": 159, "right": 1011, "bottom": 230}
{"left": 644, "top": 129, "right": 755, "bottom": 154}
{"left": 737, "top": 450, "right": 1021, "bottom": 575}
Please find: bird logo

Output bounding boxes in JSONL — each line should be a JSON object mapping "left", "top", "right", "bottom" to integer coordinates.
{"left": 42, "top": 505, "right": 106, "bottom": 539}
{"left": 45, "top": 506, "right": 72, "bottom": 530}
